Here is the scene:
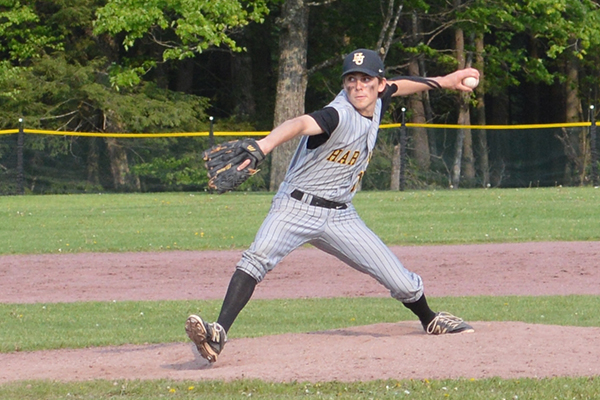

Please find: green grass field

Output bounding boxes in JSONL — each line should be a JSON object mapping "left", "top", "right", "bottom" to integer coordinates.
{"left": 3, "top": 377, "right": 600, "bottom": 400}
{"left": 1, "top": 187, "right": 599, "bottom": 399}
{"left": 1, "top": 187, "right": 599, "bottom": 254}
{"left": 2, "top": 295, "right": 599, "bottom": 353}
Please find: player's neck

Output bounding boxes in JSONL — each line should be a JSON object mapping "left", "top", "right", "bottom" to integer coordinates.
{"left": 353, "top": 103, "right": 376, "bottom": 118}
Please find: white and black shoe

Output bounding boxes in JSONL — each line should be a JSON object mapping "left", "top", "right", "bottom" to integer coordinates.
{"left": 426, "top": 312, "right": 474, "bottom": 335}
{"left": 185, "top": 314, "right": 227, "bottom": 363}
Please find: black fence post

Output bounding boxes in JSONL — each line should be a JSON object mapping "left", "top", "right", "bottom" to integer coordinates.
{"left": 16, "top": 118, "right": 24, "bottom": 195}
{"left": 209, "top": 116, "right": 215, "bottom": 147}
{"left": 591, "top": 105, "right": 599, "bottom": 187}
{"left": 400, "top": 107, "right": 407, "bottom": 192}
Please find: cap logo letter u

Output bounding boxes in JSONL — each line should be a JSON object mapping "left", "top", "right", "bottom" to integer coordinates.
{"left": 352, "top": 53, "right": 365, "bottom": 65}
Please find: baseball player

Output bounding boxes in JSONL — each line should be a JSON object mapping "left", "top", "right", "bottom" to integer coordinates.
{"left": 186, "top": 49, "right": 480, "bottom": 363}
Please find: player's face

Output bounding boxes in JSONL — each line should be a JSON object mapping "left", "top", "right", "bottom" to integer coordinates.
{"left": 343, "top": 73, "right": 387, "bottom": 117}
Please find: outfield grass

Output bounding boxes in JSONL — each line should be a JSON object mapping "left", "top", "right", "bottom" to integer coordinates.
{"left": 1, "top": 187, "right": 599, "bottom": 254}
{"left": 1, "top": 295, "right": 598, "bottom": 353}
{"left": 1, "top": 188, "right": 599, "bottom": 398}
{"left": 2, "top": 377, "right": 600, "bottom": 400}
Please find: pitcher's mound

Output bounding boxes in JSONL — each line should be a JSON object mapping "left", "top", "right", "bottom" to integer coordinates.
{"left": 2, "top": 321, "right": 600, "bottom": 383}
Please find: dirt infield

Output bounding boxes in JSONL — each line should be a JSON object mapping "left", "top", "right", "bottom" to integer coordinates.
{"left": 1, "top": 241, "right": 600, "bottom": 383}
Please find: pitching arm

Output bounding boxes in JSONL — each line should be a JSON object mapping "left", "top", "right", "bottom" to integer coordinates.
{"left": 389, "top": 68, "right": 480, "bottom": 96}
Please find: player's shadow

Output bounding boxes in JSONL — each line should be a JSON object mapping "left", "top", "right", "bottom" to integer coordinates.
{"left": 161, "top": 344, "right": 213, "bottom": 371}
{"left": 308, "top": 329, "right": 391, "bottom": 338}
{"left": 95, "top": 343, "right": 181, "bottom": 354}
{"left": 308, "top": 323, "right": 423, "bottom": 338}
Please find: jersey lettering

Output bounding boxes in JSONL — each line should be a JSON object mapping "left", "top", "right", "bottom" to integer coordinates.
{"left": 338, "top": 151, "right": 350, "bottom": 164}
{"left": 351, "top": 171, "right": 365, "bottom": 192}
{"left": 327, "top": 149, "right": 343, "bottom": 162}
{"left": 327, "top": 149, "right": 361, "bottom": 165}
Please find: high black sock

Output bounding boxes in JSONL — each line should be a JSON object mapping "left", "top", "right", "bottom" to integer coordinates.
{"left": 403, "top": 294, "right": 437, "bottom": 329}
{"left": 216, "top": 269, "right": 257, "bottom": 333}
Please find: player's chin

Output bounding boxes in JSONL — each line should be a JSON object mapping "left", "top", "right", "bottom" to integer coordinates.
{"left": 349, "top": 97, "right": 370, "bottom": 110}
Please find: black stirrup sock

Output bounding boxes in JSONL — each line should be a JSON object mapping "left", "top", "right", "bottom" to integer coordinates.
{"left": 216, "top": 269, "right": 257, "bottom": 333}
{"left": 403, "top": 294, "right": 437, "bottom": 328}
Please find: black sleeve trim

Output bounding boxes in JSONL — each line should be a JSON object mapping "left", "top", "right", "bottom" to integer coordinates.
{"left": 307, "top": 107, "right": 339, "bottom": 149}
{"left": 380, "top": 84, "right": 396, "bottom": 119}
{"left": 389, "top": 75, "right": 442, "bottom": 90}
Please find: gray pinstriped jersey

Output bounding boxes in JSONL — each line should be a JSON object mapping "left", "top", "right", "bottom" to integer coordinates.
{"left": 279, "top": 90, "right": 381, "bottom": 203}
{"left": 236, "top": 87, "right": 424, "bottom": 303}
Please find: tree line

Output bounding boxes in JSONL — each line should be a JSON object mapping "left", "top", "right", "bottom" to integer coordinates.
{"left": 1, "top": 0, "right": 599, "bottom": 194}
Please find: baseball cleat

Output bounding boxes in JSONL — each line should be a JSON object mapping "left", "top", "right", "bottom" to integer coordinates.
{"left": 425, "top": 312, "right": 474, "bottom": 335}
{"left": 185, "top": 314, "right": 227, "bottom": 363}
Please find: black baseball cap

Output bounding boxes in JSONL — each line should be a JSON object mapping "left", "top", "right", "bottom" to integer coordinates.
{"left": 342, "top": 49, "right": 385, "bottom": 78}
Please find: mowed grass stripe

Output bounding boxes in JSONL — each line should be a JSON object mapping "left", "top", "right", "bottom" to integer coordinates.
{"left": 1, "top": 187, "right": 599, "bottom": 254}
{"left": 1, "top": 295, "right": 599, "bottom": 353}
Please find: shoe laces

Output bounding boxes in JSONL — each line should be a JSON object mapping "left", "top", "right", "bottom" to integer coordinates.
{"left": 427, "top": 312, "right": 464, "bottom": 334}
{"left": 207, "top": 322, "right": 227, "bottom": 347}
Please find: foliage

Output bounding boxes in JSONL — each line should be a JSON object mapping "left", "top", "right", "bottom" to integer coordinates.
{"left": 0, "top": 55, "right": 210, "bottom": 131}
{"left": 93, "top": 0, "right": 270, "bottom": 87}
{"left": 0, "top": 52, "right": 212, "bottom": 193}
{"left": 0, "top": 1, "right": 63, "bottom": 61}
{"left": 0, "top": 0, "right": 217, "bottom": 194}
{"left": 460, "top": 0, "right": 600, "bottom": 92}
{"left": 132, "top": 154, "right": 208, "bottom": 190}
{"left": 1, "top": 1, "right": 600, "bottom": 193}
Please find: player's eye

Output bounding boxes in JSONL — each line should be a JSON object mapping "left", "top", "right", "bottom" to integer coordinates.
{"left": 344, "top": 75, "right": 373, "bottom": 86}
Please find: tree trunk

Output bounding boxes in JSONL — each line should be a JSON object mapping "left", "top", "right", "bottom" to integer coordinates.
{"left": 565, "top": 51, "right": 581, "bottom": 124}
{"left": 104, "top": 137, "right": 140, "bottom": 191}
{"left": 176, "top": 58, "right": 194, "bottom": 93}
{"left": 462, "top": 35, "right": 475, "bottom": 182}
{"left": 452, "top": 110, "right": 466, "bottom": 189}
{"left": 461, "top": 120, "right": 475, "bottom": 181}
{"left": 87, "top": 137, "right": 100, "bottom": 186}
{"left": 564, "top": 45, "right": 585, "bottom": 185}
{"left": 418, "top": 53, "right": 437, "bottom": 157}
{"left": 408, "top": 11, "right": 430, "bottom": 170}
{"left": 231, "top": 28, "right": 257, "bottom": 121}
{"left": 451, "top": 8, "right": 473, "bottom": 188}
{"left": 488, "top": 90, "right": 510, "bottom": 187}
{"left": 391, "top": 140, "right": 401, "bottom": 191}
{"left": 474, "top": 33, "right": 489, "bottom": 187}
{"left": 527, "top": 36, "right": 541, "bottom": 124}
{"left": 103, "top": 112, "right": 140, "bottom": 191}
{"left": 95, "top": 26, "right": 140, "bottom": 192}
{"left": 269, "top": 0, "right": 309, "bottom": 192}
{"left": 232, "top": 50, "right": 256, "bottom": 121}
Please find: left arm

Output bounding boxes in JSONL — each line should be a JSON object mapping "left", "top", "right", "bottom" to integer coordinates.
{"left": 256, "top": 114, "right": 323, "bottom": 155}
{"left": 234, "top": 114, "right": 323, "bottom": 171}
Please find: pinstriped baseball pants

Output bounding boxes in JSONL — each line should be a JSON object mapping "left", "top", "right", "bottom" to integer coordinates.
{"left": 236, "top": 192, "right": 424, "bottom": 303}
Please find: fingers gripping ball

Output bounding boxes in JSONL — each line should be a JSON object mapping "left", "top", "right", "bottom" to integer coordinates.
{"left": 203, "top": 139, "right": 266, "bottom": 193}
{"left": 462, "top": 76, "right": 479, "bottom": 89}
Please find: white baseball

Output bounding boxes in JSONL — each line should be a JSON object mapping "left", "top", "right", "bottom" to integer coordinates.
{"left": 462, "top": 76, "right": 479, "bottom": 89}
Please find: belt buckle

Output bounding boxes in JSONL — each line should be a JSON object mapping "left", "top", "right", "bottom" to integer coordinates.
{"left": 334, "top": 202, "right": 347, "bottom": 210}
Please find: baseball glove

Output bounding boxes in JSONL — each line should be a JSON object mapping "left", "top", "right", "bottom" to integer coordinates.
{"left": 203, "top": 138, "right": 266, "bottom": 193}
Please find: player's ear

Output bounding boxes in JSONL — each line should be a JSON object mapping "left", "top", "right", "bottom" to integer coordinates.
{"left": 378, "top": 77, "right": 387, "bottom": 92}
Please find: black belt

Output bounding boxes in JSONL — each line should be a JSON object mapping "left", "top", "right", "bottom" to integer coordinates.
{"left": 290, "top": 189, "right": 348, "bottom": 210}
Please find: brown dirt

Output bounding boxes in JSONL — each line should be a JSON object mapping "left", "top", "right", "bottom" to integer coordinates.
{"left": 1, "top": 241, "right": 600, "bottom": 383}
